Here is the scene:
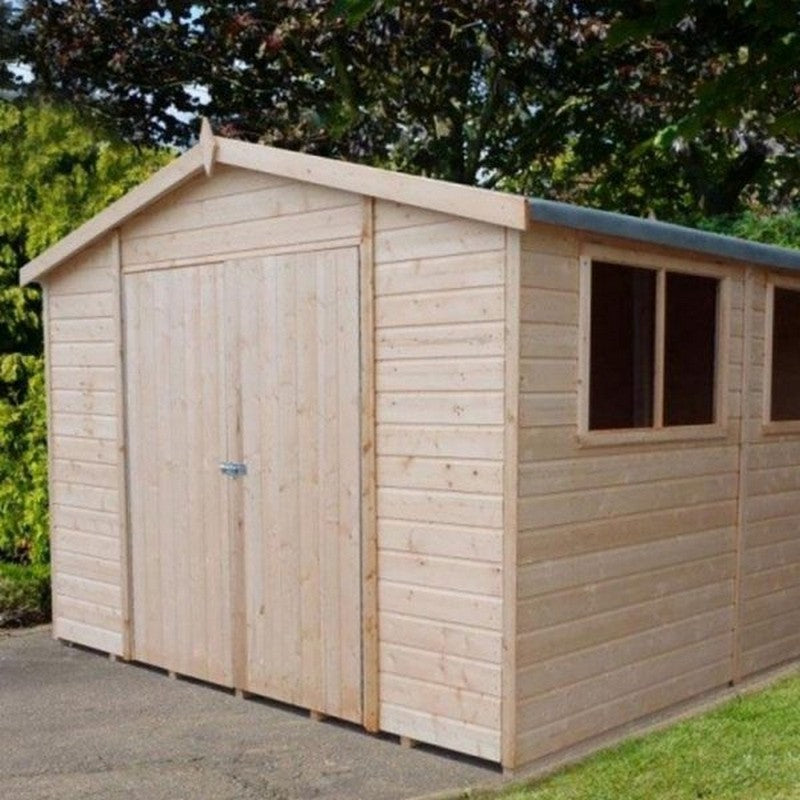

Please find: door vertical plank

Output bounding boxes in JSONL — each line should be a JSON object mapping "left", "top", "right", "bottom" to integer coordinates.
{"left": 337, "top": 248, "right": 363, "bottom": 721}
{"left": 359, "top": 197, "right": 379, "bottom": 731}
{"left": 297, "top": 256, "right": 323, "bottom": 710}
{"left": 320, "top": 255, "right": 342, "bottom": 714}
{"left": 224, "top": 263, "right": 248, "bottom": 691}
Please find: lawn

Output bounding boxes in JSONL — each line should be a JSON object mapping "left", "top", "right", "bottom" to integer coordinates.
{"left": 481, "top": 672, "right": 800, "bottom": 800}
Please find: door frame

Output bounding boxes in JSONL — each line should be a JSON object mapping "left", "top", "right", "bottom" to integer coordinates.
{"left": 117, "top": 216, "right": 380, "bottom": 730}
{"left": 359, "top": 198, "right": 379, "bottom": 733}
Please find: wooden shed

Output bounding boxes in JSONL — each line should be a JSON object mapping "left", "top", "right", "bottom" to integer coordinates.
{"left": 21, "top": 123, "right": 800, "bottom": 772}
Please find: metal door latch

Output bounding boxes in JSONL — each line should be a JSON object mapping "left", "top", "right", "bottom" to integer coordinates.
{"left": 219, "top": 461, "right": 247, "bottom": 478}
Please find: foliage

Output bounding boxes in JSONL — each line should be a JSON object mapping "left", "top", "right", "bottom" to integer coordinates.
{"left": 0, "top": 562, "right": 50, "bottom": 626}
{"left": 481, "top": 673, "right": 800, "bottom": 800}
{"left": 701, "top": 210, "right": 800, "bottom": 249}
{"left": 11, "top": 1, "right": 800, "bottom": 218}
{"left": 0, "top": 99, "right": 169, "bottom": 567}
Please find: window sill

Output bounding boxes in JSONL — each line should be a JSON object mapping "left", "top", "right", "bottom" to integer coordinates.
{"left": 577, "top": 423, "right": 730, "bottom": 448}
{"left": 761, "top": 420, "right": 800, "bottom": 437}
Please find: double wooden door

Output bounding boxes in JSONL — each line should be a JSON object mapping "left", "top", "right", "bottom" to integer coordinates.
{"left": 124, "top": 248, "right": 363, "bottom": 722}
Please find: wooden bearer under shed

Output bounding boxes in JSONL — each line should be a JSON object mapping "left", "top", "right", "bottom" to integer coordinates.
{"left": 22, "top": 124, "right": 800, "bottom": 771}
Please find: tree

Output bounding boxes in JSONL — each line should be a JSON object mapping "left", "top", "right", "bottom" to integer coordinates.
{"left": 12, "top": 2, "right": 800, "bottom": 215}
{"left": 0, "top": 100, "right": 168, "bottom": 564}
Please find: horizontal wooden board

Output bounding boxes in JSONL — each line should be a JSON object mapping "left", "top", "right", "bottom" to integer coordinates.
{"left": 52, "top": 458, "right": 118, "bottom": 489}
{"left": 53, "top": 616, "right": 122, "bottom": 655}
{"left": 377, "top": 424, "right": 504, "bottom": 460}
{"left": 380, "top": 703, "right": 500, "bottom": 761}
{"left": 518, "top": 606, "right": 733, "bottom": 700}
{"left": 374, "top": 200, "right": 456, "bottom": 231}
{"left": 518, "top": 526, "right": 734, "bottom": 599}
{"left": 375, "top": 250, "right": 504, "bottom": 295}
{"left": 740, "top": 632, "right": 800, "bottom": 677}
{"left": 381, "top": 672, "right": 500, "bottom": 729}
{"left": 54, "top": 528, "right": 120, "bottom": 561}
{"left": 377, "top": 391, "right": 504, "bottom": 426}
{"left": 744, "top": 562, "right": 800, "bottom": 600}
{"left": 518, "top": 555, "right": 734, "bottom": 630}
{"left": 377, "top": 286, "right": 504, "bottom": 328}
{"left": 50, "top": 342, "right": 116, "bottom": 368}
{"left": 519, "top": 358, "right": 577, "bottom": 394}
{"left": 520, "top": 322, "right": 578, "bottom": 360}
{"left": 378, "top": 487, "right": 503, "bottom": 529}
{"left": 519, "top": 474, "right": 738, "bottom": 530}
{"left": 519, "top": 447, "right": 738, "bottom": 498}
{"left": 377, "top": 321, "right": 505, "bottom": 361}
{"left": 379, "top": 581, "right": 502, "bottom": 630}
{"left": 521, "top": 250, "right": 579, "bottom": 292}
{"left": 123, "top": 180, "right": 359, "bottom": 240}
{"left": 516, "top": 660, "right": 730, "bottom": 764}
{"left": 56, "top": 594, "right": 122, "bottom": 631}
{"left": 49, "top": 292, "right": 114, "bottom": 320}
{"left": 380, "top": 642, "right": 501, "bottom": 695}
{"left": 522, "top": 224, "right": 580, "bottom": 258}
{"left": 50, "top": 366, "right": 116, "bottom": 393}
{"left": 377, "top": 358, "right": 504, "bottom": 392}
{"left": 379, "top": 612, "right": 502, "bottom": 664}
{"left": 51, "top": 506, "right": 118, "bottom": 538}
{"left": 519, "top": 500, "right": 736, "bottom": 564}
{"left": 49, "top": 318, "right": 115, "bottom": 344}
{"left": 54, "top": 550, "right": 121, "bottom": 585}
{"left": 122, "top": 203, "right": 363, "bottom": 265}
{"left": 51, "top": 435, "right": 118, "bottom": 466}
{"left": 51, "top": 413, "right": 117, "bottom": 441}
{"left": 517, "top": 633, "right": 731, "bottom": 731}
{"left": 51, "top": 390, "right": 116, "bottom": 417}
{"left": 378, "top": 518, "right": 502, "bottom": 562}
{"left": 520, "top": 288, "right": 579, "bottom": 325}
{"left": 375, "top": 219, "right": 504, "bottom": 264}
{"left": 519, "top": 393, "right": 578, "bottom": 428}
{"left": 377, "top": 456, "right": 504, "bottom": 495}
{"left": 52, "top": 481, "right": 119, "bottom": 514}
{"left": 379, "top": 551, "right": 502, "bottom": 596}
{"left": 517, "top": 581, "right": 733, "bottom": 665}
{"left": 54, "top": 574, "right": 121, "bottom": 609}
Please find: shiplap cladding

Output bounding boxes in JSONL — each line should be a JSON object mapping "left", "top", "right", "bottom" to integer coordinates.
{"left": 374, "top": 201, "right": 507, "bottom": 761}
{"left": 739, "top": 273, "right": 800, "bottom": 677}
{"left": 515, "top": 224, "right": 743, "bottom": 766}
{"left": 46, "top": 239, "right": 124, "bottom": 654}
{"left": 119, "top": 165, "right": 363, "bottom": 269}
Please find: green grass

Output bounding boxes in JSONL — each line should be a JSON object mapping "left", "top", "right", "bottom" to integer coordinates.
{"left": 480, "top": 673, "right": 800, "bottom": 800}
{"left": 0, "top": 562, "right": 51, "bottom": 627}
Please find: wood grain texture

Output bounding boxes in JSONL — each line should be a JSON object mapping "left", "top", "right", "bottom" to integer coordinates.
{"left": 45, "top": 240, "right": 124, "bottom": 655}
{"left": 515, "top": 226, "right": 742, "bottom": 766}
{"left": 374, "top": 200, "right": 506, "bottom": 761}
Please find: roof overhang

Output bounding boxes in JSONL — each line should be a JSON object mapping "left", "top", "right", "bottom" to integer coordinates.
{"left": 20, "top": 127, "right": 528, "bottom": 286}
{"left": 528, "top": 198, "right": 800, "bottom": 273}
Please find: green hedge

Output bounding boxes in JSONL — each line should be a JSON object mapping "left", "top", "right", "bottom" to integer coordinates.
{"left": 0, "top": 562, "right": 50, "bottom": 627}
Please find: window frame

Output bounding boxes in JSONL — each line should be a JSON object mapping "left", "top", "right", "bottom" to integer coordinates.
{"left": 577, "top": 244, "right": 731, "bottom": 446}
{"left": 763, "top": 275, "right": 800, "bottom": 435}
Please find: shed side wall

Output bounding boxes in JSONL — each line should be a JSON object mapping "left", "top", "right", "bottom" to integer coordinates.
{"left": 515, "top": 223, "right": 742, "bottom": 766}
{"left": 374, "top": 200, "right": 507, "bottom": 761}
{"left": 740, "top": 272, "right": 800, "bottom": 676}
{"left": 47, "top": 238, "right": 124, "bottom": 654}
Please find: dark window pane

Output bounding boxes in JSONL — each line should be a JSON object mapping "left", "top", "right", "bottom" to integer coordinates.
{"left": 589, "top": 262, "right": 656, "bottom": 430}
{"left": 771, "top": 288, "right": 800, "bottom": 421}
{"left": 663, "top": 273, "right": 718, "bottom": 426}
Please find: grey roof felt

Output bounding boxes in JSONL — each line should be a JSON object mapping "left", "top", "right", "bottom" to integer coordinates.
{"left": 528, "top": 198, "right": 800, "bottom": 272}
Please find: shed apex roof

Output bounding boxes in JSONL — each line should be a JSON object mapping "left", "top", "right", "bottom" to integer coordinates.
{"left": 19, "top": 126, "right": 800, "bottom": 286}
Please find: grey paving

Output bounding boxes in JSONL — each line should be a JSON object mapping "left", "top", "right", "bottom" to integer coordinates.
{"left": 0, "top": 627, "right": 500, "bottom": 800}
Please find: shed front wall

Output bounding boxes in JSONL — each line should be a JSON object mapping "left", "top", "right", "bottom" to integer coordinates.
{"left": 45, "top": 167, "right": 513, "bottom": 762}
{"left": 515, "top": 224, "right": 743, "bottom": 767}
{"left": 45, "top": 238, "right": 126, "bottom": 655}
{"left": 373, "top": 200, "right": 510, "bottom": 761}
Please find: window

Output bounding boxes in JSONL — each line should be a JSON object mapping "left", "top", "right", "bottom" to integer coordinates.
{"left": 769, "top": 287, "right": 800, "bottom": 421}
{"left": 587, "top": 260, "right": 720, "bottom": 432}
